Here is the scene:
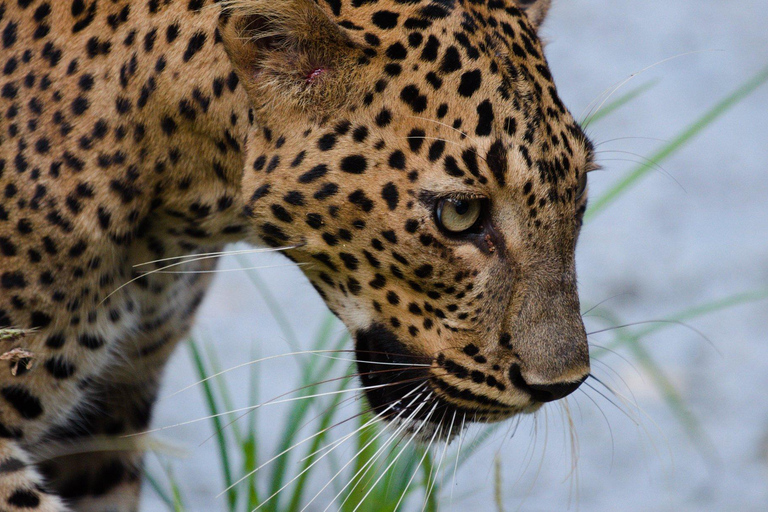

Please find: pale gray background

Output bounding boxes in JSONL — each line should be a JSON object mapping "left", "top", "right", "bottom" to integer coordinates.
{"left": 142, "top": 1, "right": 768, "bottom": 510}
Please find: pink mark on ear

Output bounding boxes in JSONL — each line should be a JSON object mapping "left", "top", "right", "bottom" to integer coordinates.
{"left": 306, "top": 67, "right": 327, "bottom": 84}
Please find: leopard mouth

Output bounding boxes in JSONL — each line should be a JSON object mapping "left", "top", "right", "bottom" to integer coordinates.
{"left": 354, "top": 324, "right": 532, "bottom": 442}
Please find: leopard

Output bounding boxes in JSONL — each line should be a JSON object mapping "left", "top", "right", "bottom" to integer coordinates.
{"left": 0, "top": 0, "right": 597, "bottom": 510}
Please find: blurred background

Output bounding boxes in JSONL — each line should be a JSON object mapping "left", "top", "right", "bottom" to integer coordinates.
{"left": 141, "top": 1, "right": 768, "bottom": 510}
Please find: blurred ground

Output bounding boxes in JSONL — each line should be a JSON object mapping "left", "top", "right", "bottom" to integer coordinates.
{"left": 142, "top": 1, "right": 768, "bottom": 510}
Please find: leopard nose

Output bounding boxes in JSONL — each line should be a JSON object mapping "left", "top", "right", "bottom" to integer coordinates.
{"left": 509, "top": 364, "right": 587, "bottom": 403}
{"left": 525, "top": 378, "right": 586, "bottom": 402}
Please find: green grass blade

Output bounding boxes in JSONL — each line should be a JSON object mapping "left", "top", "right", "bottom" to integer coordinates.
{"left": 188, "top": 339, "right": 237, "bottom": 511}
{"left": 286, "top": 376, "right": 353, "bottom": 511}
{"left": 440, "top": 423, "right": 503, "bottom": 487}
{"left": 267, "top": 330, "right": 351, "bottom": 509}
{"left": 170, "top": 468, "right": 186, "bottom": 512}
{"left": 621, "top": 330, "right": 713, "bottom": 455}
{"left": 338, "top": 409, "right": 381, "bottom": 512}
{"left": 245, "top": 343, "right": 261, "bottom": 510}
{"left": 582, "top": 80, "right": 658, "bottom": 126}
{"left": 202, "top": 340, "right": 244, "bottom": 446}
{"left": 421, "top": 450, "right": 439, "bottom": 512}
{"left": 585, "top": 65, "right": 768, "bottom": 221}
{"left": 144, "top": 468, "right": 176, "bottom": 512}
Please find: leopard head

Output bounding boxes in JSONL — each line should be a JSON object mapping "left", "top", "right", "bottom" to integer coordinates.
{"left": 220, "top": 0, "right": 593, "bottom": 436}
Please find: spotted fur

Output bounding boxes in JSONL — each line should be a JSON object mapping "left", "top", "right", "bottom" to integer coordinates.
{"left": 0, "top": 0, "right": 594, "bottom": 509}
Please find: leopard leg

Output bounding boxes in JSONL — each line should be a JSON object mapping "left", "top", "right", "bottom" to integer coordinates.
{"left": 35, "top": 254, "right": 217, "bottom": 512}
{"left": 36, "top": 377, "right": 162, "bottom": 512}
{"left": 0, "top": 324, "right": 130, "bottom": 512}
{"left": 0, "top": 440, "right": 70, "bottom": 511}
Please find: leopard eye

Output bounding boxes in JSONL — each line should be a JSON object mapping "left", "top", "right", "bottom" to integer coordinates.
{"left": 575, "top": 172, "right": 588, "bottom": 200}
{"left": 436, "top": 197, "right": 483, "bottom": 234}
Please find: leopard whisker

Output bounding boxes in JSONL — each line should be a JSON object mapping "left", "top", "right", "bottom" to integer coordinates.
{"left": 228, "top": 385, "right": 425, "bottom": 499}
{"left": 312, "top": 354, "right": 431, "bottom": 367}
{"left": 582, "top": 380, "right": 639, "bottom": 426}
{"left": 160, "top": 348, "right": 430, "bottom": 402}
{"left": 588, "top": 320, "right": 720, "bottom": 355}
{"left": 595, "top": 149, "right": 684, "bottom": 190}
{"left": 589, "top": 358, "right": 639, "bottom": 405}
{"left": 587, "top": 374, "right": 674, "bottom": 467}
{"left": 577, "top": 386, "right": 616, "bottom": 466}
{"left": 101, "top": 246, "right": 295, "bottom": 306}
{"left": 316, "top": 389, "right": 430, "bottom": 512}
{"left": 422, "top": 413, "right": 453, "bottom": 512}
{"left": 299, "top": 387, "right": 427, "bottom": 464}
{"left": 588, "top": 342, "right": 642, "bottom": 377}
{"left": 160, "top": 349, "right": 362, "bottom": 402}
{"left": 416, "top": 420, "right": 445, "bottom": 512}
{"left": 561, "top": 398, "right": 580, "bottom": 481}
{"left": 342, "top": 402, "right": 438, "bottom": 511}
{"left": 581, "top": 293, "right": 629, "bottom": 316}
{"left": 362, "top": 402, "right": 439, "bottom": 512}
{"left": 595, "top": 135, "right": 668, "bottom": 146}
{"left": 131, "top": 375, "right": 431, "bottom": 439}
{"left": 131, "top": 244, "right": 302, "bottom": 268}
{"left": 202, "top": 370, "right": 438, "bottom": 446}
{"left": 253, "top": 410, "right": 387, "bottom": 512}
{"left": 138, "top": 262, "right": 305, "bottom": 275}
{"left": 449, "top": 412, "right": 468, "bottom": 505}
{"left": 581, "top": 50, "right": 723, "bottom": 127}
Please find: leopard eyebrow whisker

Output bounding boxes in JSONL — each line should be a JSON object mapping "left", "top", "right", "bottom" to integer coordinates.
{"left": 581, "top": 49, "right": 724, "bottom": 127}
{"left": 407, "top": 115, "right": 480, "bottom": 146}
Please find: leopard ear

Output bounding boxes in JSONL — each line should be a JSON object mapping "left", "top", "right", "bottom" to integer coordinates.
{"left": 516, "top": 0, "right": 551, "bottom": 29}
{"left": 219, "top": 0, "right": 365, "bottom": 116}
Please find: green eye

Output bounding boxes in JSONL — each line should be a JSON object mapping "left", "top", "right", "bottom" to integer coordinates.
{"left": 436, "top": 197, "right": 483, "bottom": 234}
